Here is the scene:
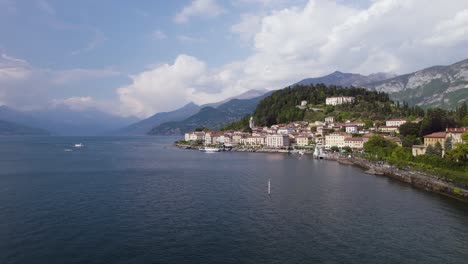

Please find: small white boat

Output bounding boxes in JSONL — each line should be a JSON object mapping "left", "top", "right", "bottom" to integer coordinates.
{"left": 298, "top": 150, "right": 305, "bottom": 155}
{"left": 74, "top": 143, "right": 84, "bottom": 148}
{"left": 199, "top": 147, "right": 220, "bottom": 153}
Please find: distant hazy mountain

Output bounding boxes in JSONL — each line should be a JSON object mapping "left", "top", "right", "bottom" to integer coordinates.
{"left": 364, "top": 58, "right": 468, "bottom": 108}
{"left": 116, "top": 102, "right": 201, "bottom": 135}
{"left": 202, "top": 89, "right": 270, "bottom": 108}
{"left": 296, "top": 71, "right": 395, "bottom": 87}
{"left": 0, "top": 105, "right": 137, "bottom": 136}
{"left": 0, "top": 119, "right": 49, "bottom": 135}
{"left": 148, "top": 92, "right": 271, "bottom": 135}
{"left": 120, "top": 89, "right": 270, "bottom": 135}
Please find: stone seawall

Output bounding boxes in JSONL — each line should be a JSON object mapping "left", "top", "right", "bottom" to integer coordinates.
{"left": 329, "top": 155, "right": 468, "bottom": 202}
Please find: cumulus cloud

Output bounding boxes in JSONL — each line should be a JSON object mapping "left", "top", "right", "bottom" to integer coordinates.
{"left": 174, "top": 0, "right": 225, "bottom": 24}
{"left": 49, "top": 96, "right": 117, "bottom": 114}
{"left": 231, "top": 14, "right": 262, "bottom": 43}
{"left": 117, "top": 55, "right": 244, "bottom": 118}
{"left": 119, "top": 0, "right": 468, "bottom": 118}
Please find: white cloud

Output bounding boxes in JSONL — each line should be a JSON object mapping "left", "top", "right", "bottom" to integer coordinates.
{"left": 119, "top": 0, "right": 468, "bottom": 118}
{"left": 423, "top": 9, "right": 468, "bottom": 47}
{"left": 231, "top": 14, "right": 262, "bottom": 43}
{"left": 152, "top": 30, "right": 167, "bottom": 40}
{"left": 117, "top": 55, "right": 243, "bottom": 118}
{"left": 177, "top": 34, "right": 205, "bottom": 43}
{"left": 174, "top": 0, "right": 225, "bottom": 24}
{"left": 49, "top": 96, "right": 117, "bottom": 114}
{"left": 0, "top": 53, "right": 121, "bottom": 111}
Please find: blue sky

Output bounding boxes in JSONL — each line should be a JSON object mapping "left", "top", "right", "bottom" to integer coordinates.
{"left": 1, "top": 0, "right": 468, "bottom": 118}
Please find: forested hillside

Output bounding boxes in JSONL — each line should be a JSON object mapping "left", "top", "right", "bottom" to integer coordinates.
{"left": 252, "top": 84, "right": 424, "bottom": 126}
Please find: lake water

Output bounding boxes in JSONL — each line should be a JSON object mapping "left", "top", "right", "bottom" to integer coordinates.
{"left": 1, "top": 136, "right": 467, "bottom": 264}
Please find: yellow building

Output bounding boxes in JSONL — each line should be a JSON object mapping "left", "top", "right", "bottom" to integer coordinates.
{"left": 423, "top": 132, "right": 447, "bottom": 148}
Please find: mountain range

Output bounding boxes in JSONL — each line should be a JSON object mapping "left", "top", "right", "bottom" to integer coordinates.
{"left": 0, "top": 119, "right": 49, "bottom": 136}
{"left": 364, "top": 58, "right": 468, "bottom": 108}
{"left": 296, "top": 71, "right": 395, "bottom": 87}
{"left": 0, "top": 105, "right": 137, "bottom": 136}
{"left": 148, "top": 91, "right": 272, "bottom": 135}
{"left": 1, "top": 58, "right": 467, "bottom": 136}
{"left": 296, "top": 58, "right": 468, "bottom": 108}
{"left": 117, "top": 89, "right": 270, "bottom": 135}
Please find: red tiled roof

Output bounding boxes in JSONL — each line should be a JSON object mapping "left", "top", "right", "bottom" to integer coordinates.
{"left": 446, "top": 127, "right": 468, "bottom": 133}
{"left": 345, "top": 137, "right": 364, "bottom": 142}
{"left": 424, "top": 132, "right": 447, "bottom": 138}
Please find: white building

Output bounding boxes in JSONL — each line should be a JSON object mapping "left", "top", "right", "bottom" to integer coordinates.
{"left": 325, "top": 132, "right": 348, "bottom": 148}
{"left": 243, "top": 136, "right": 265, "bottom": 146}
{"left": 325, "top": 96, "right": 355, "bottom": 106}
{"left": 277, "top": 127, "right": 294, "bottom": 135}
{"left": 295, "top": 134, "right": 311, "bottom": 146}
{"left": 324, "top": 117, "right": 335, "bottom": 123}
{"left": 379, "top": 126, "right": 399, "bottom": 134}
{"left": 344, "top": 137, "right": 367, "bottom": 149}
{"left": 446, "top": 127, "right": 468, "bottom": 144}
{"left": 266, "top": 134, "right": 290, "bottom": 148}
{"left": 186, "top": 132, "right": 205, "bottom": 141}
{"left": 385, "top": 118, "right": 407, "bottom": 127}
{"left": 345, "top": 125, "right": 358, "bottom": 134}
{"left": 249, "top": 116, "right": 255, "bottom": 129}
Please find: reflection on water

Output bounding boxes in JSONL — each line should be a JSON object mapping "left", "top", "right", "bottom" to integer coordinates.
{"left": 0, "top": 136, "right": 467, "bottom": 264}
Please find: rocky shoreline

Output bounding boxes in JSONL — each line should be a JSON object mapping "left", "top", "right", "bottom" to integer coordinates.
{"left": 176, "top": 143, "right": 468, "bottom": 202}
{"left": 328, "top": 154, "right": 468, "bottom": 202}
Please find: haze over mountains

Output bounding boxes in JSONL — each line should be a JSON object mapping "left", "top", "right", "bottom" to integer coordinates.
{"left": 117, "top": 89, "right": 270, "bottom": 135}
{"left": 0, "top": 105, "right": 137, "bottom": 136}
{"left": 1, "top": 58, "right": 467, "bottom": 136}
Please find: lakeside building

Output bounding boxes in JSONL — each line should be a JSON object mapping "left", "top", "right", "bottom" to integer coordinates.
{"left": 412, "top": 145, "right": 426, "bottom": 156}
{"left": 424, "top": 132, "right": 447, "bottom": 148}
{"left": 446, "top": 127, "right": 468, "bottom": 144}
{"left": 385, "top": 118, "right": 407, "bottom": 127}
{"left": 185, "top": 131, "right": 205, "bottom": 142}
{"left": 344, "top": 137, "right": 368, "bottom": 149}
{"left": 242, "top": 136, "right": 265, "bottom": 146}
{"left": 412, "top": 127, "right": 467, "bottom": 156}
{"left": 325, "top": 132, "right": 348, "bottom": 148}
{"left": 379, "top": 126, "right": 399, "bottom": 134}
{"left": 266, "top": 134, "right": 290, "bottom": 148}
{"left": 325, "top": 96, "right": 355, "bottom": 106}
{"left": 345, "top": 125, "right": 358, "bottom": 134}
{"left": 295, "top": 134, "right": 312, "bottom": 146}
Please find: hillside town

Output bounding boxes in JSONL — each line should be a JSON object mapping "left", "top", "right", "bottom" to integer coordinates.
{"left": 183, "top": 96, "right": 467, "bottom": 157}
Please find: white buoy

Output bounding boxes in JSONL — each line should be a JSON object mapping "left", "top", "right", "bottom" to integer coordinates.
{"left": 268, "top": 179, "right": 271, "bottom": 195}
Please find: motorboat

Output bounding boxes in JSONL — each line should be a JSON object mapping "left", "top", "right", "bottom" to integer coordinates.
{"left": 199, "top": 147, "right": 221, "bottom": 153}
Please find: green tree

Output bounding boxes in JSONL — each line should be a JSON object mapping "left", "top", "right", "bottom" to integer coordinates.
{"left": 419, "top": 108, "right": 455, "bottom": 136}
{"left": 363, "top": 135, "right": 398, "bottom": 159}
{"left": 425, "top": 145, "right": 435, "bottom": 156}
{"left": 433, "top": 141, "right": 443, "bottom": 157}
{"left": 444, "top": 137, "right": 453, "bottom": 152}
{"left": 342, "top": 146, "right": 352, "bottom": 153}
{"left": 399, "top": 122, "right": 421, "bottom": 137}
{"left": 330, "top": 146, "right": 339, "bottom": 152}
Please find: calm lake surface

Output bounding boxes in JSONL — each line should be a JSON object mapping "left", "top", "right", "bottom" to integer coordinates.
{"left": 0, "top": 136, "right": 467, "bottom": 264}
